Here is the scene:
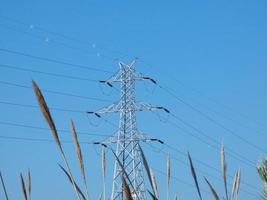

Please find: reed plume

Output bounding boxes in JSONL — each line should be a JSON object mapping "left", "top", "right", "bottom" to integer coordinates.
{"left": 71, "top": 119, "right": 90, "bottom": 200}
{"left": 32, "top": 80, "right": 81, "bottom": 200}
{"left": 221, "top": 143, "right": 229, "bottom": 200}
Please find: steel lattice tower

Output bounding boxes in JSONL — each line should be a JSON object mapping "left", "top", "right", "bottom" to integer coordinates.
{"left": 90, "top": 60, "right": 166, "bottom": 200}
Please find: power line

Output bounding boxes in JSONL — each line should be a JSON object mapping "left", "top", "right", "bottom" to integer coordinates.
{"left": 0, "top": 100, "right": 85, "bottom": 113}
{"left": 150, "top": 110, "right": 255, "bottom": 167}
{"left": 0, "top": 14, "right": 130, "bottom": 59}
{"left": 157, "top": 84, "right": 266, "bottom": 154}
{"left": 0, "top": 135, "right": 94, "bottom": 144}
{"left": 167, "top": 112, "right": 257, "bottom": 166}
{"left": 0, "top": 63, "right": 99, "bottom": 82}
{"left": 167, "top": 118, "right": 255, "bottom": 167}
{"left": 141, "top": 60, "right": 267, "bottom": 131}
{"left": 0, "top": 22, "right": 118, "bottom": 61}
{"left": 0, "top": 120, "right": 111, "bottom": 137}
{"left": 0, "top": 80, "right": 112, "bottom": 102}
{"left": 0, "top": 48, "right": 113, "bottom": 74}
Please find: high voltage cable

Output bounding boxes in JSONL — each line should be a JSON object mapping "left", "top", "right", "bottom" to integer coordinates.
{"left": 146, "top": 145, "right": 258, "bottom": 196}
{"left": 141, "top": 60, "right": 267, "bottom": 131}
{"left": 167, "top": 112, "right": 256, "bottom": 166}
{"left": 150, "top": 111, "right": 255, "bottom": 167}
{"left": 0, "top": 100, "right": 85, "bottom": 113}
{"left": 0, "top": 80, "right": 112, "bottom": 102}
{"left": 0, "top": 120, "right": 111, "bottom": 137}
{"left": 0, "top": 14, "right": 129, "bottom": 59}
{"left": 0, "top": 135, "right": 94, "bottom": 144}
{"left": 167, "top": 118, "right": 255, "bottom": 167}
{"left": 0, "top": 48, "right": 113, "bottom": 74}
{"left": 0, "top": 22, "right": 118, "bottom": 61}
{"left": 0, "top": 63, "right": 99, "bottom": 82}
{"left": 157, "top": 84, "right": 266, "bottom": 154}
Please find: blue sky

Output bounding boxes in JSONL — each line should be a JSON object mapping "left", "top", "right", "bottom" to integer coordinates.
{"left": 0, "top": 0, "right": 266, "bottom": 199}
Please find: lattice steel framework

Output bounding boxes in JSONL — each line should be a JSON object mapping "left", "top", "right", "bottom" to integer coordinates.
{"left": 90, "top": 60, "right": 165, "bottom": 200}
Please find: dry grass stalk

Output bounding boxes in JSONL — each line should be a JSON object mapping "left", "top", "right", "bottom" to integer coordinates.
{"left": 98, "top": 192, "right": 103, "bottom": 200}
{"left": 20, "top": 173, "right": 28, "bottom": 200}
{"left": 58, "top": 164, "right": 86, "bottom": 200}
{"left": 32, "top": 80, "right": 81, "bottom": 200}
{"left": 166, "top": 155, "right": 170, "bottom": 200}
{"left": 71, "top": 119, "right": 90, "bottom": 200}
{"left": 187, "top": 152, "right": 202, "bottom": 200}
{"left": 230, "top": 171, "right": 238, "bottom": 200}
{"left": 32, "top": 80, "right": 61, "bottom": 151}
{"left": 139, "top": 145, "right": 157, "bottom": 198}
{"left": 0, "top": 172, "right": 9, "bottom": 200}
{"left": 27, "top": 169, "right": 31, "bottom": 200}
{"left": 102, "top": 146, "right": 106, "bottom": 200}
{"left": 204, "top": 177, "right": 220, "bottom": 200}
{"left": 150, "top": 168, "right": 159, "bottom": 199}
{"left": 102, "top": 146, "right": 106, "bottom": 178}
{"left": 122, "top": 176, "right": 133, "bottom": 200}
{"left": 221, "top": 143, "right": 229, "bottom": 200}
{"left": 173, "top": 193, "right": 178, "bottom": 200}
{"left": 235, "top": 170, "right": 241, "bottom": 200}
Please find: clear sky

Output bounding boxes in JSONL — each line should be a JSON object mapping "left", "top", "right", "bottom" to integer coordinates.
{"left": 0, "top": 0, "right": 266, "bottom": 199}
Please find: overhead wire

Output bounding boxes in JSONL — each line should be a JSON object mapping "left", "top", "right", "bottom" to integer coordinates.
{"left": 141, "top": 60, "right": 267, "bottom": 131}
{"left": 0, "top": 14, "right": 131, "bottom": 60}
{"left": 167, "top": 112, "right": 257, "bottom": 166}
{"left": 0, "top": 135, "right": 94, "bottom": 144}
{"left": 156, "top": 83, "right": 266, "bottom": 154}
{"left": 0, "top": 63, "right": 99, "bottom": 82}
{"left": 0, "top": 22, "right": 119, "bottom": 61}
{"left": 0, "top": 120, "right": 111, "bottom": 137}
{"left": 0, "top": 80, "right": 112, "bottom": 102}
{"left": 152, "top": 111, "right": 255, "bottom": 167}
{"left": 0, "top": 48, "right": 113, "bottom": 74}
{"left": 0, "top": 100, "right": 85, "bottom": 113}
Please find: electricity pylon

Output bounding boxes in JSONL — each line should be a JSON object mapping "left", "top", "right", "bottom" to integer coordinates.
{"left": 88, "top": 60, "right": 167, "bottom": 200}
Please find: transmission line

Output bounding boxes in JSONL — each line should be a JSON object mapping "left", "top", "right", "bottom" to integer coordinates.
{"left": 0, "top": 135, "right": 94, "bottom": 144}
{"left": 156, "top": 84, "right": 266, "bottom": 154}
{"left": 0, "top": 63, "right": 100, "bottom": 82}
{"left": 0, "top": 120, "right": 111, "bottom": 137}
{"left": 0, "top": 80, "right": 112, "bottom": 102}
{"left": 0, "top": 48, "right": 113, "bottom": 73}
{"left": 0, "top": 14, "right": 130, "bottom": 59}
